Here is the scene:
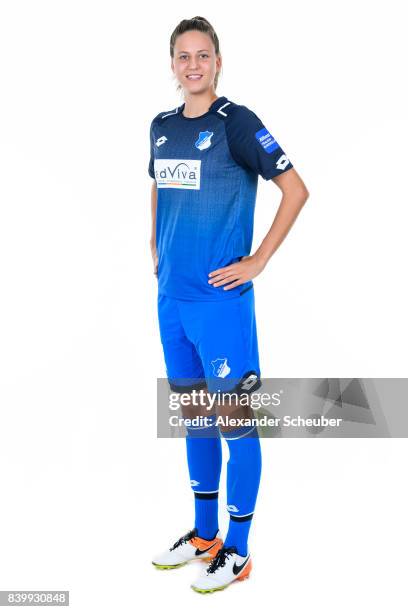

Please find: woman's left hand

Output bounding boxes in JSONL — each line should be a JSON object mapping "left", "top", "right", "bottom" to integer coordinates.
{"left": 208, "top": 254, "right": 266, "bottom": 290}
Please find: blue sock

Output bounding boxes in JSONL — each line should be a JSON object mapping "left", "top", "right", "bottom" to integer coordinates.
{"left": 185, "top": 414, "right": 222, "bottom": 540}
{"left": 221, "top": 424, "right": 262, "bottom": 556}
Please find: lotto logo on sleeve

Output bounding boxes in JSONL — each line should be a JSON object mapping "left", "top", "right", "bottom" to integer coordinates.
{"left": 154, "top": 159, "right": 201, "bottom": 189}
{"left": 255, "top": 128, "right": 279, "bottom": 154}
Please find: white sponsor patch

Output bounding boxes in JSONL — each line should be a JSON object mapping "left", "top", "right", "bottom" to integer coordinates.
{"left": 154, "top": 159, "right": 201, "bottom": 189}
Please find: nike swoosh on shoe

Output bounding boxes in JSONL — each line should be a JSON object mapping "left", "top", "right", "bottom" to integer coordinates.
{"left": 195, "top": 542, "right": 217, "bottom": 556}
{"left": 232, "top": 555, "right": 250, "bottom": 575}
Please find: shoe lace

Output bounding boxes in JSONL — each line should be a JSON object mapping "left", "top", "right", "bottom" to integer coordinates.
{"left": 169, "top": 528, "right": 198, "bottom": 551}
{"left": 206, "top": 546, "right": 237, "bottom": 574}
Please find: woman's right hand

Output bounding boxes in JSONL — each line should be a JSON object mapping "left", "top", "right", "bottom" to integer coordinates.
{"left": 150, "top": 242, "right": 158, "bottom": 277}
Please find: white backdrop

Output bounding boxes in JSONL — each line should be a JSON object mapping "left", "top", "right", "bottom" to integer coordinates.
{"left": 0, "top": 1, "right": 407, "bottom": 610}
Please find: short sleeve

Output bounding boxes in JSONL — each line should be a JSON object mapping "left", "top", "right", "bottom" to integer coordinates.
{"left": 148, "top": 120, "right": 155, "bottom": 179}
{"left": 225, "top": 105, "right": 293, "bottom": 180}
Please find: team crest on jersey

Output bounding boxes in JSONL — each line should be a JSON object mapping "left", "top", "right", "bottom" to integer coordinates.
{"left": 195, "top": 131, "right": 214, "bottom": 151}
{"left": 211, "top": 357, "right": 231, "bottom": 378}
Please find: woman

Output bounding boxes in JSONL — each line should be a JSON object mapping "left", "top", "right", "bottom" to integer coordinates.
{"left": 149, "top": 17, "right": 309, "bottom": 594}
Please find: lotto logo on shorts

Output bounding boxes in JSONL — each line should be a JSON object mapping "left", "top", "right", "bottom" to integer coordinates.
{"left": 255, "top": 127, "right": 279, "bottom": 154}
{"left": 154, "top": 159, "right": 201, "bottom": 189}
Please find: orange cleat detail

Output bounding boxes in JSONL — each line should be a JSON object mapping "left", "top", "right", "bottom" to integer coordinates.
{"left": 152, "top": 528, "right": 224, "bottom": 570}
{"left": 190, "top": 535, "right": 224, "bottom": 559}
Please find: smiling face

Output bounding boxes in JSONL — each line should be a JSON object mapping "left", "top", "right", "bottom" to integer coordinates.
{"left": 171, "top": 30, "right": 222, "bottom": 95}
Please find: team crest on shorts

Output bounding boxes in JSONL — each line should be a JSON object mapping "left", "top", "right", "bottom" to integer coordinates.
{"left": 195, "top": 131, "right": 214, "bottom": 151}
{"left": 211, "top": 357, "right": 231, "bottom": 378}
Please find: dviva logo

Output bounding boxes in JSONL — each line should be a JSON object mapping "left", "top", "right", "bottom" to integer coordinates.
{"left": 158, "top": 162, "right": 197, "bottom": 181}
{"left": 154, "top": 159, "right": 201, "bottom": 190}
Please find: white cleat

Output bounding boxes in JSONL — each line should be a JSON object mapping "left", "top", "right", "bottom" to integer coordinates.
{"left": 152, "top": 527, "right": 223, "bottom": 570}
{"left": 191, "top": 545, "right": 252, "bottom": 593}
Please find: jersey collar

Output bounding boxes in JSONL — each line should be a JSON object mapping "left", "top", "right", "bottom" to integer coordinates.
{"left": 179, "top": 96, "right": 229, "bottom": 120}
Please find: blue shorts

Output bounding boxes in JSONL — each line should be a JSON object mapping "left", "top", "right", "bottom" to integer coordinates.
{"left": 157, "top": 286, "right": 262, "bottom": 394}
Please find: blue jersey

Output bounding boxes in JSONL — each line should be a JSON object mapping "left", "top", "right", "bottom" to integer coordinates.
{"left": 148, "top": 96, "right": 293, "bottom": 301}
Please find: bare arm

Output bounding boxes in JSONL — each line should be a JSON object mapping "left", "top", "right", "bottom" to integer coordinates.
{"left": 254, "top": 167, "right": 309, "bottom": 266}
{"left": 208, "top": 168, "right": 309, "bottom": 290}
{"left": 150, "top": 181, "right": 158, "bottom": 275}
